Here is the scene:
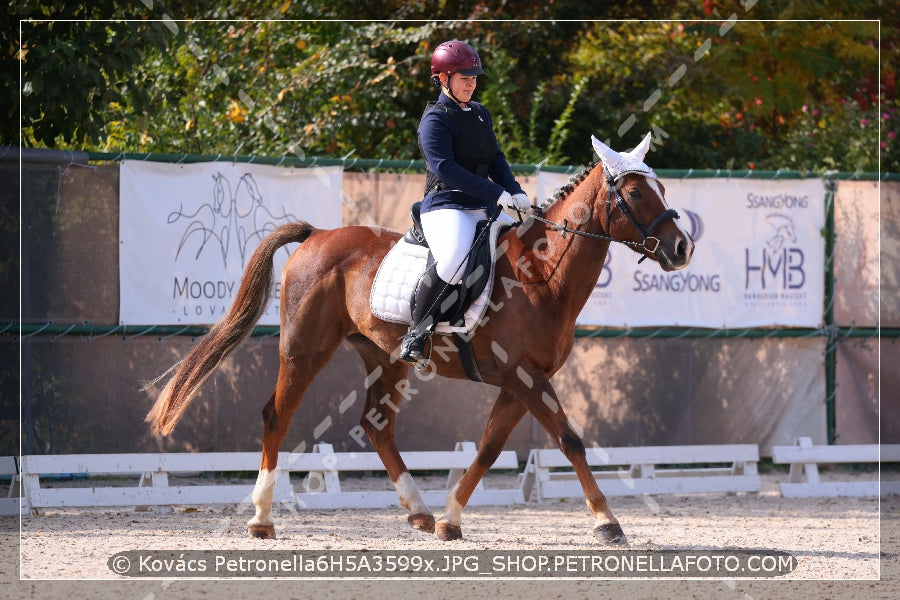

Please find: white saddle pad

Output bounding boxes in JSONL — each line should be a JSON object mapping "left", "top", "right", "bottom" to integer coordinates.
{"left": 370, "top": 220, "right": 506, "bottom": 334}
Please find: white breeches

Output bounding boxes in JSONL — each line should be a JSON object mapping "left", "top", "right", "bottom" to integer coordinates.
{"left": 419, "top": 208, "right": 515, "bottom": 284}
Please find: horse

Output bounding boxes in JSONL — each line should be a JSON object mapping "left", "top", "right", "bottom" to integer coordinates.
{"left": 145, "top": 132, "right": 694, "bottom": 545}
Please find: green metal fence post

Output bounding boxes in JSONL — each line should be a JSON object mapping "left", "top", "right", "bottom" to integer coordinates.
{"left": 823, "top": 174, "right": 838, "bottom": 444}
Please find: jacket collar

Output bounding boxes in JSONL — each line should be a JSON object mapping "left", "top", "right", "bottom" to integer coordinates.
{"left": 437, "top": 91, "right": 471, "bottom": 111}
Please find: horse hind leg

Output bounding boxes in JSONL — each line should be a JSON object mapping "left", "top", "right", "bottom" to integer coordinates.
{"left": 246, "top": 388, "right": 288, "bottom": 539}
{"left": 351, "top": 338, "right": 434, "bottom": 533}
{"left": 247, "top": 333, "right": 344, "bottom": 539}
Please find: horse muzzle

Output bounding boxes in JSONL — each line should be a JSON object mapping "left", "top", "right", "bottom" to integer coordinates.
{"left": 656, "top": 230, "right": 694, "bottom": 271}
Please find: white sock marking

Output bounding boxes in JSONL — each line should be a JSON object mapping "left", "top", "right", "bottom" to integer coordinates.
{"left": 437, "top": 483, "right": 464, "bottom": 527}
{"left": 248, "top": 469, "right": 276, "bottom": 527}
{"left": 393, "top": 471, "right": 430, "bottom": 516}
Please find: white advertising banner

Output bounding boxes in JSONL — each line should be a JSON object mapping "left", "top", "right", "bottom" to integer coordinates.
{"left": 119, "top": 161, "right": 343, "bottom": 326}
{"left": 537, "top": 173, "right": 826, "bottom": 328}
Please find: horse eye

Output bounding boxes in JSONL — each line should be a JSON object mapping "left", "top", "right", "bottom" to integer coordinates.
{"left": 628, "top": 189, "right": 641, "bottom": 199}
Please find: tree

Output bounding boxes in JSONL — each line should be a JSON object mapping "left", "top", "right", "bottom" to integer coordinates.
{"left": 99, "top": 19, "right": 440, "bottom": 158}
{"left": 8, "top": 1, "right": 894, "bottom": 172}
{"left": 3, "top": 2, "right": 189, "bottom": 147}
{"left": 565, "top": 8, "right": 885, "bottom": 171}
{"left": 76, "top": 3, "right": 600, "bottom": 161}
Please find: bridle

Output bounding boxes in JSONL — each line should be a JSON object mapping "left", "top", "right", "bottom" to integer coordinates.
{"left": 523, "top": 165, "right": 680, "bottom": 263}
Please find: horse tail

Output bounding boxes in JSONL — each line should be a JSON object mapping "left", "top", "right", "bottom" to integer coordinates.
{"left": 145, "top": 221, "right": 316, "bottom": 436}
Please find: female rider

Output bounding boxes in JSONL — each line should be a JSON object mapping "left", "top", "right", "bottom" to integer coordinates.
{"left": 399, "top": 40, "right": 531, "bottom": 367}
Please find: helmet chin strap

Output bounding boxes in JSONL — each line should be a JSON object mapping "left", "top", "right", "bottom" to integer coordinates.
{"left": 440, "top": 77, "right": 469, "bottom": 108}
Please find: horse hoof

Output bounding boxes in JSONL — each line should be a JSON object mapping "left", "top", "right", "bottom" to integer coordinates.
{"left": 247, "top": 524, "right": 276, "bottom": 539}
{"left": 593, "top": 522, "right": 627, "bottom": 546}
{"left": 408, "top": 513, "right": 436, "bottom": 533}
{"left": 435, "top": 521, "right": 462, "bottom": 541}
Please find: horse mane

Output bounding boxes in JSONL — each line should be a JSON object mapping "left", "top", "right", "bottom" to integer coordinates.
{"left": 544, "top": 161, "right": 601, "bottom": 208}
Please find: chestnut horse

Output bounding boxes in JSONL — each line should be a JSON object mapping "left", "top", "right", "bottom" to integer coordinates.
{"left": 146, "top": 133, "right": 693, "bottom": 545}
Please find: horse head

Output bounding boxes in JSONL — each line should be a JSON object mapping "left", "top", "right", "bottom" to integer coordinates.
{"left": 590, "top": 133, "right": 694, "bottom": 271}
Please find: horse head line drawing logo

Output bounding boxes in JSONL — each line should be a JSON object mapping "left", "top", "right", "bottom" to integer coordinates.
{"left": 764, "top": 213, "right": 797, "bottom": 253}
{"left": 168, "top": 172, "right": 299, "bottom": 269}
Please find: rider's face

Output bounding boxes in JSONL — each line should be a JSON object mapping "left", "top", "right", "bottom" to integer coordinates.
{"left": 443, "top": 73, "right": 477, "bottom": 105}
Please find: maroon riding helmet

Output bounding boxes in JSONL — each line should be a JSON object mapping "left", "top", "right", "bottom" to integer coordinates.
{"left": 430, "top": 40, "right": 485, "bottom": 83}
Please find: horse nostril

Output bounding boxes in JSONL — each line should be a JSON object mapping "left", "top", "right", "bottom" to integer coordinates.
{"left": 673, "top": 237, "right": 694, "bottom": 264}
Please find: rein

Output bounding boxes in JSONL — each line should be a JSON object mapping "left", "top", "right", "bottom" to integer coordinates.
{"left": 521, "top": 167, "right": 680, "bottom": 262}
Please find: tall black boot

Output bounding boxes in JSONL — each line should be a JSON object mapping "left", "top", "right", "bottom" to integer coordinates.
{"left": 399, "top": 265, "right": 456, "bottom": 368}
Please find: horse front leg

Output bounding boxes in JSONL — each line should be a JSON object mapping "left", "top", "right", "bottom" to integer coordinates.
{"left": 355, "top": 350, "right": 435, "bottom": 533}
{"left": 434, "top": 389, "right": 526, "bottom": 541}
{"left": 510, "top": 368, "right": 626, "bottom": 545}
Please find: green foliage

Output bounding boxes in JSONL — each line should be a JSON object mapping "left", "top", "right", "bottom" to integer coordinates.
{"left": 3, "top": 3, "right": 176, "bottom": 147}
{"left": 6, "top": 1, "right": 893, "bottom": 173}
{"left": 567, "top": 15, "right": 888, "bottom": 171}
{"left": 478, "top": 47, "right": 588, "bottom": 165}
{"left": 882, "top": 102, "right": 900, "bottom": 174}
{"left": 762, "top": 100, "right": 881, "bottom": 173}
{"left": 101, "top": 20, "right": 438, "bottom": 158}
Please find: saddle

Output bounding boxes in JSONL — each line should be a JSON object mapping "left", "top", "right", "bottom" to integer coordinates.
{"left": 403, "top": 201, "right": 494, "bottom": 325}
{"left": 370, "top": 202, "right": 510, "bottom": 381}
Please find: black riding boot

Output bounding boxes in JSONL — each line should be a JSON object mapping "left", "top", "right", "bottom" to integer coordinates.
{"left": 399, "top": 265, "right": 455, "bottom": 368}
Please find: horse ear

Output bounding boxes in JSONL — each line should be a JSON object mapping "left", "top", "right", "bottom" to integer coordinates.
{"left": 627, "top": 132, "right": 653, "bottom": 162}
{"left": 591, "top": 135, "right": 622, "bottom": 166}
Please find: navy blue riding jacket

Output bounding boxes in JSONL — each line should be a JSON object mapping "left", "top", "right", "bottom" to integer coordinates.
{"left": 417, "top": 92, "right": 524, "bottom": 214}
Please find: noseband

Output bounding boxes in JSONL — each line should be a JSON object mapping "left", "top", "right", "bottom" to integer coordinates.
{"left": 528, "top": 167, "right": 680, "bottom": 262}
